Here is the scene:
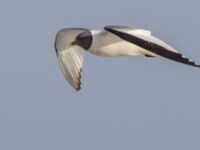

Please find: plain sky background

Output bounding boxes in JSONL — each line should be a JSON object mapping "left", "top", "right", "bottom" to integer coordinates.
{"left": 1, "top": 0, "right": 200, "bottom": 150}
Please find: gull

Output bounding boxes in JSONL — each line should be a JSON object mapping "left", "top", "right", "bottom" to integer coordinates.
{"left": 54, "top": 25, "right": 200, "bottom": 91}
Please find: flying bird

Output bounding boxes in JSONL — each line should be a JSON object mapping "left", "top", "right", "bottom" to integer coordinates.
{"left": 54, "top": 25, "right": 200, "bottom": 91}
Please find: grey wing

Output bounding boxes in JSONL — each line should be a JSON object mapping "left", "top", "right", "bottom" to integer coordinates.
{"left": 105, "top": 25, "right": 200, "bottom": 68}
{"left": 105, "top": 25, "right": 152, "bottom": 36}
{"left": 57, "top": 45, "right": 86, "bottom": 91}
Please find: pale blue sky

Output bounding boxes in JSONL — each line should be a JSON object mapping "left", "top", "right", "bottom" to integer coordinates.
{"left": 1, "top": 0, "right": 200, "bottom": 150}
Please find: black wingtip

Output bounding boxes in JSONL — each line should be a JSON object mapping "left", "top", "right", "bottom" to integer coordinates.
{"left": 75, "top": 68, "right": 82, "bottom": 91}
{"left": 178, "top": 54, "right": 200, "bottom": 68}
{"left": 193, "top": 63, "right": 200, "bottom": 68}
{"left": 105, "top": 27, "right": 200, "bottom": 69}
{"left": 76, "top": 79, "right": 81, "bottom": 91}
{"left": 76, "top": 87, "right": 81, "bottom": 91}
{"left": 194, "top": 63, "right": 200, "bottom": 68}
{"left": 189, "top": 63, "right": 200, "bottom": 68}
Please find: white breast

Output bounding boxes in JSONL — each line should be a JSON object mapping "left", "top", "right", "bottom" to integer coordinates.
{"left": 88, "top": 29, "right": 156, "bottom": 57}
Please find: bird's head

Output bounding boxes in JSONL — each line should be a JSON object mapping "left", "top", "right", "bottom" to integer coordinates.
{"left": 71, "top": 30, "right": 93, "bottom": 50}
{"left": 55, "top": 28, "right": 92, "bottom": 53}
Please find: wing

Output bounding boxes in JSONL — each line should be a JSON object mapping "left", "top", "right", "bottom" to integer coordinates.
{"left": 57, "top": 45, "right": 86, "bottom": 91}
{"left": 105, "top": 25, "right": 200, "bottom": 68}
{"left": 104, "top": 25, "right": 152, "bottom": 36}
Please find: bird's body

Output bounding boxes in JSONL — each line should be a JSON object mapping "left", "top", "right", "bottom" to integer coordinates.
{"left": 54, "top": 25, "right": 200, "bottom": 91}
{"left": 87, "top": 28, "right": 158, "bottom": 57}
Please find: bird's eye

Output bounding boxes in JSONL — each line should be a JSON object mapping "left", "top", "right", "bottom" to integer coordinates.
{"left": 78, "top": 37, "right": 83, "bottom": 41}
{"left": 72, "top": 31, "right": 92, "bottom": 49}
{"left": 78, "top": 36, "right": 85, "bottom": 41}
